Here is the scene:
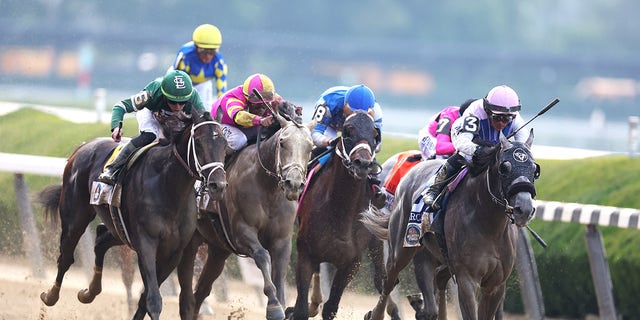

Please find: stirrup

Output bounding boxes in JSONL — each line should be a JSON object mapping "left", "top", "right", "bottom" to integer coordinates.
{"left": 98, "top": 170, "right": 117, "bottom": 184}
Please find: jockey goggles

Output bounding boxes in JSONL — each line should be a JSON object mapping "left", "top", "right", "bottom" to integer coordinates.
{"left": 197, "top": 47, "right": 217, "bottom": 56}
{"left": 489, "top": 113, "right": 515, "bottom": 123}
{"left": 247, "top": 91, "right": 275, "bottom": 104}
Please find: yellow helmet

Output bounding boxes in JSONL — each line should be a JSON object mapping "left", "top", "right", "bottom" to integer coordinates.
{"left": 192, "top": 24, "right": 222, "bottom": 49}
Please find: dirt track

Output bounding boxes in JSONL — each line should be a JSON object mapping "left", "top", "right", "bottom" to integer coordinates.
{"left": 0, "top": 256, "right": 421, "bottom": 320}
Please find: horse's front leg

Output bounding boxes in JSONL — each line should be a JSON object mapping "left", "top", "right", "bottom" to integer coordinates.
{"left": 269, "top": 236, "right": 293, "bottom": 307}
{"left": 178, "top": 232, "right": 203, "bottom": 320}
{"left": 251, "top": 246, "right": 285, "bottom": 320}
{"left": 286, "top": 244, "right": 315, "bottom": 320}
{"left": 134, "top": 240, "right": 162, "bottom": 320}
{"left": 323, "top": 259, "right": 361, "bottom": 320}
{"left": 478, "top": 284, "right": 506, "bottom": 320}
{"left": 454, "top": 272, "right": 480, "bottom": 320}
{"left": 78, "top": 224, "right": 121, "bottom": 303}
{"left": 193, "top": 245, "right": 231, "bottom": 314}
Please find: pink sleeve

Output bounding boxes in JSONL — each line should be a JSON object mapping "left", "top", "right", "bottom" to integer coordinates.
{"left": 435, "top": 134, "right": 455, "bottom": 155}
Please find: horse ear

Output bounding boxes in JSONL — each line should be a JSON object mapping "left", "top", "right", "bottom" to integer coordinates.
{"left": 500, "top": 133, "right": 512, "bottom": 149}
{"left": 525, "top": 128, "right": 534, "bottom": 148}
{"left": 306, "top": 119, "right": 317, "bottom": 131}
{"left": 275, "top": 111, "right": 288, "bottom": 127}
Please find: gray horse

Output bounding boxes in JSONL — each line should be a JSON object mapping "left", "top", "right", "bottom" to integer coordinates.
{"left": 178, "top": 110, "right": 314, "bottom": 320}
{"left": 362, "top": 130, "right": 538, "bottom": 320}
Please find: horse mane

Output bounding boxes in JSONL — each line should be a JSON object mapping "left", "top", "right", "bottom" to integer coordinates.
{"left": 160, "top": 109, "right": 212, "bottom": 145}
{"left": 467, "top": 144, "right": 500, "bottom": 177}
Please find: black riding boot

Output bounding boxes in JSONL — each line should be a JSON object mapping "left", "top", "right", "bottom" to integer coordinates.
{"left": 98, "top": 142, "right": 137, "bottom": 184}
{"left": 422, "top": 153, "right": 464, "bottom": 211}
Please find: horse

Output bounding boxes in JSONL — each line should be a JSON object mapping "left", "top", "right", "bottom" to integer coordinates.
{"left": 177, "top": 108, "right": 314, "bottom": 320}
{"left": 361, "top": 130, "right": 538, "bottom": 320}
{"left": 38, "top": 108, "right": 228, "bottom": 320}
{"left": 286, "top": 111, "right": 399, "bottom": 320}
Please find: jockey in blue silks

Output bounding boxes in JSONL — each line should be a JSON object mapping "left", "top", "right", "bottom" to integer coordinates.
{"left": 309, "top": 84, "right": 385, "bottom": 207}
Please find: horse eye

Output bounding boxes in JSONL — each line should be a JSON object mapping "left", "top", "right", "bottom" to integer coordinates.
{"left": 499, "top": 161, "right": 511, "bottom": 175}
{"left": 534, "top": 163, "right": 541, "bottom": 179}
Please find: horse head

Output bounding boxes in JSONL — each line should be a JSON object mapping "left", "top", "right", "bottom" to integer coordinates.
{"left": 182, "top": 108, "right": 228, "bottom": 201}
{"left": 494, "top": 128, "right": 539, "bottom": 227}
{"left": 263, "top": 113, "right": 313, "bottom": 201}
{"left": 336, "top": 111, "right": 381, "bottom": 179}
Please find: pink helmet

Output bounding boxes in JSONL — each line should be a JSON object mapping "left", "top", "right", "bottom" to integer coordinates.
{"left": 243, "top": 73, "right": 275, "bottom": 104}
{"left": 483, "top": 85, "right": 521, "bottom": 114}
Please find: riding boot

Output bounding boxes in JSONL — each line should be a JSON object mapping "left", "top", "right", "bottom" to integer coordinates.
{"left": 422, "top": 154, "right": 463, "bottom": 211}
{"left": 98, "top": 142, "right": 137, "bottom": 184}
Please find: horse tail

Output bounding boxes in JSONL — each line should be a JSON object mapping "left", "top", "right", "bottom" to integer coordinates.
{"left": 359, "top": 204, "right": 390, "bottom": 240}
{"left": 37, "top": 184, "right": 62, "bottom": 225}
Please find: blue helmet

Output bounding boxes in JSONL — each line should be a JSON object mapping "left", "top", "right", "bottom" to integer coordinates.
{"left": 345, "top": 84, "right": 375, "bottom": 111}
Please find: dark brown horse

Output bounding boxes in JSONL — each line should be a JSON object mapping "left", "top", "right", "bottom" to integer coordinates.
{"left": 38, "top": 108, "right": 227, "bottom": 320}
{"left": 178, "top": 110, "right": 314, "bottom": 320}
{"left": 286, "top": 111, "right": 397, "bottom": 320}
{"left": 361, "top": 130, "right": 538, "bottom": 320}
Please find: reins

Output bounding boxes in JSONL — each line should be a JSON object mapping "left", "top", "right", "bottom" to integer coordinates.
{"left": 256, "top": 122, "right": 308, "bottom": 188}
{"left": 173, "top": 119, "right": 225, "bottom": 183}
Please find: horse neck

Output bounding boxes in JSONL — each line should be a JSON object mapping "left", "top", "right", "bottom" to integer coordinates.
{"left": 169, "top": 126, "right": 198, "bottom": 181}
{"left": 256, "top": 128, "right": 280, "bottom": 177}
{"left": 464, "top": 165, "right": 512, "bottom": 233}
{"left": 324, "top": 154, "right": 369, "bottom": 213}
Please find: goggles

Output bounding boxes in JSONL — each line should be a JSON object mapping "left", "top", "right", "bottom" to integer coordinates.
{"left": 197, "top": 47, "right": 217, "bottom": 56}
{"left": 490, "top": 113, "right": 515, "bottom": 123}
{"left": 247, "top": 91, "right": 275, "bottom": 104}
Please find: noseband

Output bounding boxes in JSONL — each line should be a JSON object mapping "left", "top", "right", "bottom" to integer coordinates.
{"left": 334, "top": 137, "right": 378, "bottom": 178}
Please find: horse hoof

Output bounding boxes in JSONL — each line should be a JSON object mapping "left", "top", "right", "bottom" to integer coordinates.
{"left": 308, "top": 302, "right": 321, "bottom": 317}
{"left": 364, "top": 310, "right": 373, "bottom": 320}
{"left": 284, "top": 306, "right": 294, "bottom": 319}
{"left": 40, "top": 290, "right": 59, "bottom": 306}
{"left": 266, "top": 305, "right": 285, "bottom": 320}
{"left": 77, "top": 288, "right": 96, "bottom": 304}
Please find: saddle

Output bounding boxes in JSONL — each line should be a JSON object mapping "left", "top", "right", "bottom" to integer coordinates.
{"left": 89, "top": 142, "right": 158, "bottom": 247}
{"left": 405, "top": 167, "right": 468, "bottom": 249}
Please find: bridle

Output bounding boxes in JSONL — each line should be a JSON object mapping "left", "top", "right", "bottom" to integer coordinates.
{"left": 256, "top": 121, "right": 308, "bottom": 189}
{"left": 173, "top": 119, "right": 226, "bottom": 185}
{"left": 333, "top": 112, "right": 381, "bottom": 178}
{"left": 484, "top": 147, "right": 538, "bottom": 223}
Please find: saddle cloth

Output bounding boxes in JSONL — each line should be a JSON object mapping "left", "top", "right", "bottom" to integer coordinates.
{"left": 383, "top": 150, "right": 422, "bottom": 195}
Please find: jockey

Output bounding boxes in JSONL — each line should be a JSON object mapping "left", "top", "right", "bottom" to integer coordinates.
{"left": 422, "top": 85, "right": 529, "bottom": 214}
{"left": 417, "top": 98, "right": 475, "bottom": 160}
{"left": 98, "top": 70, "right": 204, "bottom": 184}
{"left": 309, "top": 84, "right": 385, "bottom": 206}
{"left": 212, "top": 73, "right": 282, "bottom": 152}
{"left": 310, "top": 84, "right": 383, "bottom": 157}
{"left": 171, "top": 24, "right": 228, "bottom": 109}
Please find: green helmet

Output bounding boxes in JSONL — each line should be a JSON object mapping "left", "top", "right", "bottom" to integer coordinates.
{"left": 161, "top": 70, "right": 193, "bottom": 102}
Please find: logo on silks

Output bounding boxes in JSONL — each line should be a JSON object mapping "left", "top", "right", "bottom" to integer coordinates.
{"left": 173, "top": 75, "right": 187, "bottom": 89}
{"left": 513, "top": 148, "right": 529, "bottom": 162}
